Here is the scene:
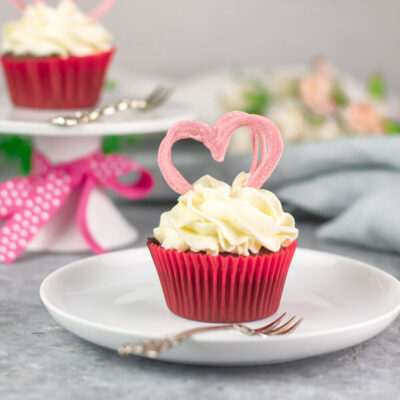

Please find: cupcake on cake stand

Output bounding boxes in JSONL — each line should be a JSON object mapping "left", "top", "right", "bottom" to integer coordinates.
{"left": 0, "top": 0, "right": 195, "bottom": 264}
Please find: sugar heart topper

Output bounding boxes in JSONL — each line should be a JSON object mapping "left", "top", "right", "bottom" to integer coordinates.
{"left": 158, "top": 111, "right": 283, "bottom": 195}
{"left": 11, "top": 0, "right": 116, "bottom": 19}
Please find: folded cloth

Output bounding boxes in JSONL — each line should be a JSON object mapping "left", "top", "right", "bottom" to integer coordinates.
{"left": 273, "top": 136, "right": 400, "bottom": 254}
{"left": 132, "top": 135, "right": 400, "bottom": 254}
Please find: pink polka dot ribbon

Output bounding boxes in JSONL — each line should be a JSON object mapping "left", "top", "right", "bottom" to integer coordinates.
{"left": 0, "top": 151, "right": 154, "bottom": 264}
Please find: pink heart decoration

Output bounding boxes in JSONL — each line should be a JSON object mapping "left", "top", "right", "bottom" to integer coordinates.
{"left": 11, "top": 0, "right": 116, "bottom": 19}
{"left": 158, "top": 111, "right": 283, "bottom": 195}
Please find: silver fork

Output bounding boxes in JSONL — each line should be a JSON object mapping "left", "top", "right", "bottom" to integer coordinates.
{"left": 50, "top": 86, "right": 173, "bottom": 127}
{"left": 118, "top": 313, "right": 302, "bottom": 358}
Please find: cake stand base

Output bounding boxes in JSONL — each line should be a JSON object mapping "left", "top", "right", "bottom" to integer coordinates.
{"left": 27, "top": 136, "right": 138, "bottom": 253}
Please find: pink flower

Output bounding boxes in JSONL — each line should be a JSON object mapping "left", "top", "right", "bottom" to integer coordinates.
{"left": 313, "top": 57, "right": 337, "bottom": 80}
{"left": 299, "top": 75, "right": 336, "bottom": 116}
{"left": 345, "top": 102, "right": 384, "bottom": 134}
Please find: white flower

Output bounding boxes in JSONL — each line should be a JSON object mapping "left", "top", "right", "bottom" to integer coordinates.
{"left": 220, "top": 81, "right": 251, "bottom": 112}
{"left": 265, "top": 71, "right": 298, "bottom": 99}
{"left": 310, "top": 119, "right": 344, "bottom": 141}
{"left": 220, "top": 78, "right": 266, "bottom": 114}
{"left": 228, "top": 127, "right": 253, "bottom": 154}
{"left": 267, "top": 99, "right": 307, "bottom": 143}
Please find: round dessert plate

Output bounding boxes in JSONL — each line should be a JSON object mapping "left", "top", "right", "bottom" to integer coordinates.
{"left": 40, "top": 247, "right": 400, "bottom": 366}
{"left": 0, "top": 93, "right": 195, "bottom": 136}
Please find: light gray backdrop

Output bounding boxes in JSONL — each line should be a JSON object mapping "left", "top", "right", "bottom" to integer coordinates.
{"left": 0, "top": 0, "right": 399, "bottom": 91}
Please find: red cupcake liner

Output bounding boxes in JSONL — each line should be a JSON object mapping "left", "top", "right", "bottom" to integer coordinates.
{"left": 147, "top": 240, "right": 297, "bottom": 323}
{"left": 1, "top": 49, "right": 115, "bottom": 109}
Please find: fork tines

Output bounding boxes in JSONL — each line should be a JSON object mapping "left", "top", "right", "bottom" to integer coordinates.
{"left": 145, "top": 86, "right": 174, "bottom": 110}
{"left": 256, "top": 313, "right": 303, "bottom": 335}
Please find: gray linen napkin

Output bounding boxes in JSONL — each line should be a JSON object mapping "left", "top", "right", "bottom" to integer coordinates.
{"left": 131, "top": 135, "right": 400, "bottom": 254}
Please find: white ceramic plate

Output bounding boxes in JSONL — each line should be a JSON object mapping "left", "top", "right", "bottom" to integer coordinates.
{"left": 40, "top": 247, "right": 400, "bottom": 366}
{"left": 0, "top": 93, "right": 195, "bottom": 136}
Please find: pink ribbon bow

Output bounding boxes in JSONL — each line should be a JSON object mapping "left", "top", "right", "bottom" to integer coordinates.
{"left": 0, "top": 151, "right": 154, "bottom": 264}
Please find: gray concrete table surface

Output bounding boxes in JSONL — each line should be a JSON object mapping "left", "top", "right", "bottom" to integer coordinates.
{"left": 1, "top": 201, "right": 399, "bottom": 400}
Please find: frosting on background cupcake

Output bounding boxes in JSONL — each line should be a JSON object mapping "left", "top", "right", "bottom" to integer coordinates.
{"left": 2, "top": 0, "right": 112, "bottom": 57}
{"left": 154, "top": 172, "right": 298, "bottom": 256}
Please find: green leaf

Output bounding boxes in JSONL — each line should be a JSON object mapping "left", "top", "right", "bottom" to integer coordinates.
{"left": 228, "top": 70, "right": 269, "bottom": 115}
{"left": 308, "top": 112, "right": 325, "bottom": 126}
{"left": 0, "top": 135, "right": 32, "bottom": 174}
{"left": 242, "top": 86, "right": 269, "bottom": 115}
{"left": 367, "top": 72, "right": 386, "bottom": 100}
{"left": 102, "top": 135, "right": 142, "bottom": 153}
{"left": 102, "top": 135, "right": 121, "bottom": 153}
{"left": 332, "top": 83, "right": 348, "bottom": 107}
{"left": 17, "top": 139, "right": 32, "bottom": 174}
{"left": 103, "top": 79, "right": 117, "bottom": 92}
{"left": 383, "top": 120, "right": 400, "bottom": 135}
{"left": 126, "top": 134, "right": 142, "bottom": 145}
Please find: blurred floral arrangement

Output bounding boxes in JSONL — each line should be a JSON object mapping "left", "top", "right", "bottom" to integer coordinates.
{"left": 220, "top": 58, "right": 400, "bottom": 148}
{"left": 2, "top": 59, "right": 400, "bottom": 172}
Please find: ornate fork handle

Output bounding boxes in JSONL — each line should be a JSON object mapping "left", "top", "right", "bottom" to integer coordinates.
{"left": 51, "top": 99, "right": 149, "bottom": 127}
{"left": 118, "top": 324, "right": 261, "bottom": 358}
{"left": 50, "top": 86, "right": 173, "bottom": 127}
{"left": 118, "top": 313, "right": 302, "bottom": 358}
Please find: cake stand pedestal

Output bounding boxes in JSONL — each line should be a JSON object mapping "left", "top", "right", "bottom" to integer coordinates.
{"left": 28, "top": 135, "right": 137, "bottom": 252}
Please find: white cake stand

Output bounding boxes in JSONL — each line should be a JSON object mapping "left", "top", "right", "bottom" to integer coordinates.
{"left": 0, "top": 95, "right": 195, "bottom": 254}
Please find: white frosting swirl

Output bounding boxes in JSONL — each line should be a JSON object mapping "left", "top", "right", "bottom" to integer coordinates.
{"left": 154, "top": 172, "right": 298, "bottom": 256}
{"left": 2, "top": 0, "right": 113, "bottom": 57}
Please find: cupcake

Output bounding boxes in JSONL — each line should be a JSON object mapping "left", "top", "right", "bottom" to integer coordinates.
{"left": 1, "top": 0, "right": 115, "bottom": 109}
{"left": 148, "top": 111, "right": 299, "bottom": 323}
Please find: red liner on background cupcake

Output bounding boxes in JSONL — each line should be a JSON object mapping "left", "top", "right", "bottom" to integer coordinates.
{"left": 148, "top": 239, "right": 297, "bottom": 323}
{"left": 1, "top": 49, "right": 114, "bottom": 109}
